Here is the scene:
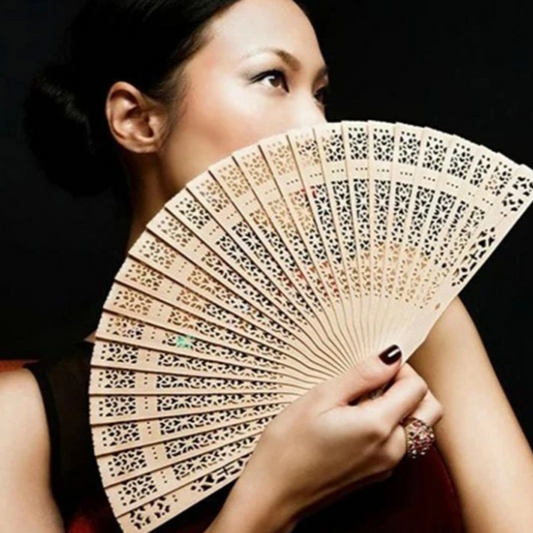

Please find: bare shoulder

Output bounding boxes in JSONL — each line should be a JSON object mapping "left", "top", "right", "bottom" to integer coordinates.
{"left": 0, "top": 368, "right": 46, "bottom": 424}
{"left": 0, "top": 368, "right": 52, "bottom": 480}
{"left": 0, "top": 369, "right": 64, "bottom": 532}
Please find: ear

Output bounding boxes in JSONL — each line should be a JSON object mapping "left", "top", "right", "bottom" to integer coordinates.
{"left": 105, "top": 81, "right": 167, "bottom": 154}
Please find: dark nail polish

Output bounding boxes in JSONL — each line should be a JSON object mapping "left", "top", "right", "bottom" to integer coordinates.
{"left": 379, "top": 345, "right": 402, "bottom": 365}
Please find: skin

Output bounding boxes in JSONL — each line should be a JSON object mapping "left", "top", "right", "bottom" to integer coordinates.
{"left": 112, "top": 0, "right": 329, "bottom": 250}
{"left": 0, "top": 0, "right": 532, "bottom": 531}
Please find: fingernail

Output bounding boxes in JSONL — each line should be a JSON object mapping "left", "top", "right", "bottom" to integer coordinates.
{"left": 379, "top": 345, "right": 402, "bottom": 365}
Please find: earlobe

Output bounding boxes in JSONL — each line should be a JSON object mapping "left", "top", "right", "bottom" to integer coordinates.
{"left": 106, "top": 81, "right": 166, "bottom": 154}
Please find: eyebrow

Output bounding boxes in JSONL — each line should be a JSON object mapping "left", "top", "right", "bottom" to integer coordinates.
{"left": 242, "top": 46, "right": 329, "bottom": 83}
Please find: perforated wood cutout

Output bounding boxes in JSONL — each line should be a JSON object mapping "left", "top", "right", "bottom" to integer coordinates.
{"left": 89, "top": 120, "right": 533, "bottom": 533}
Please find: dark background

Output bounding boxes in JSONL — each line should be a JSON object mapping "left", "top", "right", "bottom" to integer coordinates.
{"left": 1, "top": 1, "right": 532, "bottom": 443}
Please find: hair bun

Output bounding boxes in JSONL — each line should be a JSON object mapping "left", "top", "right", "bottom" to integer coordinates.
{"left": 23, "top": 62, "right": 113, "bottom": 196}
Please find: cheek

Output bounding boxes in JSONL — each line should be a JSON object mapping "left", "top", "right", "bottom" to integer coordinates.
{"left": 161, "top": 75, "right": 294, "bottom": 190}
{"left": 191, "top": 80, "right": 281, "bottom": 153}
{"left": 187, "top": 66, "right": 301, "bottom": 154}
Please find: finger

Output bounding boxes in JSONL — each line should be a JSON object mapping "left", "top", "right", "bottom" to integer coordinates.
{"left": 316, "top": 346, "right": 403, "bottom": 407}
{"left": 390, "top": 362, "right": 420, "bottom": 382}
{"left": 403, "top": 389, "right": 444, "bottom": 427}
{"left": 357, "top": 360, "right": 416, "bottom": 405}
{"left": 384, "top": 392, "right": 442, "bottom": 467}
{"left": 386, "top": 424, "right": 409, "bottom": 462}
{"left": 358, "top": 367, "right": 429, "bottom": 429}
{"left": 387, "top": 365, "right": 444, "bottom": 426}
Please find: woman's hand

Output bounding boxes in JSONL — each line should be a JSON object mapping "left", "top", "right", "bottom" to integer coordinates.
{"left": 226, "top": 346, "right": 444, "bottom": 532}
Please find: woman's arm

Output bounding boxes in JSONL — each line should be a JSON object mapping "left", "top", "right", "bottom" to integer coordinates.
{"left": 203, "top": 479, "right": 296, "bottom": 533}
{"left": 0, "top": 369, "right": 64, "bottom": 533}
{"left": 409, "top": 296, "right": 533, "bottom": 533}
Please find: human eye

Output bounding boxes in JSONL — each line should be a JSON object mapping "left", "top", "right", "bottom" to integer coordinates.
{"left": 314, "top": 84, "right": 331, "bottom": 107}
{"left": 252, "top": 69, "right": 289, "bottom": 92}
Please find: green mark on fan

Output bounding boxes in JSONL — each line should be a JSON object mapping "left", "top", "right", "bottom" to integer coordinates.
{"left": 175, "top": 335, "right": 193, "bottom": 349}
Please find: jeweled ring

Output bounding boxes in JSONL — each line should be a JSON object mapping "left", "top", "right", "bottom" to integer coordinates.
{"left": 401, "top": 416, "right": 436, "bottom": 459}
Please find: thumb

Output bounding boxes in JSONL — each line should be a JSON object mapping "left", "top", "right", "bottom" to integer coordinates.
{"left": 322, "top": 345, "right": 403, "bottom": 406}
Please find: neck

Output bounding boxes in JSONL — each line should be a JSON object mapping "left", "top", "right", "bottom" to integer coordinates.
{"left": 85, "top": 165, "right": 178, "bottom": 344}
{"left": 126, "top": 164, "right": 176, "bottom": 252}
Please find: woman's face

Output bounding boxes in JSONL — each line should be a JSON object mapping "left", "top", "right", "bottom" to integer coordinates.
{"left": 161, "top": 0, "right": 329, "bottom": 191}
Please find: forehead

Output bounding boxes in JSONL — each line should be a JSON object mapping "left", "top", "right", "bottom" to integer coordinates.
{"left": 203, "top": 0, "right": 325, "bottom": 68}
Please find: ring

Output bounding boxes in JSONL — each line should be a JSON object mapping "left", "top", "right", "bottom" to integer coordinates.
{"left": 401, "top": 416, "right": 436, "bottom": 459}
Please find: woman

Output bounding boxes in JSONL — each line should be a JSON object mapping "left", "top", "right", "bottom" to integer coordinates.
{"left": 1, "top": 0, "right": 532, "bottom": 532}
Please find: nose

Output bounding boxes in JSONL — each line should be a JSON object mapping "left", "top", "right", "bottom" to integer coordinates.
{"left": 289, "top": 94, "right": 328, "bottom": 130}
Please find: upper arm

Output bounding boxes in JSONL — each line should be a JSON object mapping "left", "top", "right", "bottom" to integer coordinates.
{"left": 409, "top": 296, "right": 533, "bottom": 533}
{"left": 0, "top": 369, "right": 64, "bottom": 533}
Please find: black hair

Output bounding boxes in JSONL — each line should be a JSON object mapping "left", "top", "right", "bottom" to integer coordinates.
{"left": 23, "top": 0, "right": 310, "bottom": 199}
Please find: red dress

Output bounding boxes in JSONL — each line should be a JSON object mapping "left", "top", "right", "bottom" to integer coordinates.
{"left": 24, "top": 341, "right": 464, "bottom": 533}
